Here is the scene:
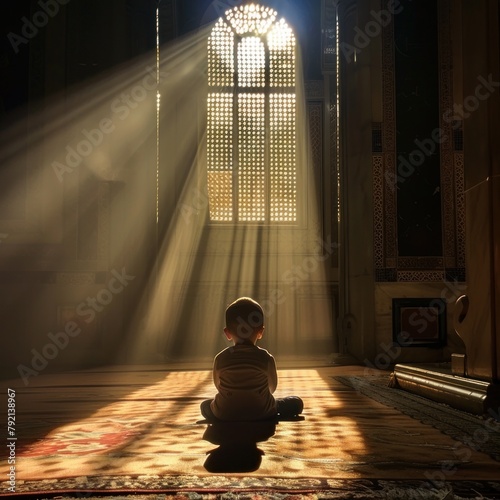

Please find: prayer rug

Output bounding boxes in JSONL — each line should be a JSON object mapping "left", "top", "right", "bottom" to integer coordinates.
{"left": 1, "top": 365, "right": 500, "bottom": 498}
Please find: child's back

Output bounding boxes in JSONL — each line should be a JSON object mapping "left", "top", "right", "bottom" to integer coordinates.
{"left": 212, "top": 341, "right": 277, "bottom": 420}
{"left": 200, "top": 297, "right": 303, "bottom": 422}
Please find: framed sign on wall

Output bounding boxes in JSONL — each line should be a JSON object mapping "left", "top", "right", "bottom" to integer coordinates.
{"left": 392, "top": 298, "right": 447, "bottom": 348}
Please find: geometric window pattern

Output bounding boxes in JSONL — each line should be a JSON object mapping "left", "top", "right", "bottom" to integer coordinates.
{"left": 207, "top": 4, "right": 297, "bottom": 223}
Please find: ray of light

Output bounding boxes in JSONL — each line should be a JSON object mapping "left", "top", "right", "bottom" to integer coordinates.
{"left": 0, "top": 8, "right": 337, "bottom": 376}
{"left": 121, "top": 10, "right": 337, "bottom": 366}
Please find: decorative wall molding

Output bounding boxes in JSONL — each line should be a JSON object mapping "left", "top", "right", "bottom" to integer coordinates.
{"left": 322, "top": 0, "right": 337, "bottom": 73}
{"left": 375, "top": 0, "right": 465, "bottom": 283}
{"left": 304, "top": 80, "right": 324, "bottom": 100}
{"left": 309, "top": 101, "right": 323, "bottom": 174}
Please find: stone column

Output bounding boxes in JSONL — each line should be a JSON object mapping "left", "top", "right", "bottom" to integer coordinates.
{"left": 337, "top": 0, "right": 376, "bottom": 362}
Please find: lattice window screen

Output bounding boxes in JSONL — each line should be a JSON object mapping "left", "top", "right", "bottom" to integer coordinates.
{"left": 207, "top": 93, "right": 233, "bottom": 221}
{"left": 270, "top": 93, "right": 296, "bottom": 222}
{"left": 238, "top": 37, "right": 265, "bottom": 87}
{"left": 208, "top": 19, "right": 234, "bottom": 87}
{"left": 207, "top": 4, "right": 297, "bottom": 223}
{"left": 269, "top": 19, "right": 295, "bottom": 88}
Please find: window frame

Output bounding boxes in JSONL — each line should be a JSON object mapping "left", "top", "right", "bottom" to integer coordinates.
{"left": 206, "top": 5, "right": 300, "bottom": 227}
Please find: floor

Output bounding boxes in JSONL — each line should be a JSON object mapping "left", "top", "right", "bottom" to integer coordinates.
{"left": 1, "top": 361, "right": 500, "bottom": 498}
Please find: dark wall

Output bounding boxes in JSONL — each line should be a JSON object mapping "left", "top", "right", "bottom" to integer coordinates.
{"left": 394, "top": 0, "right": 442, "bottom": 257}
{"left": 0, "top": 3, "right": 32, "bottom": 116}
{"left": 0, "top": 0, "right": 157, "bottom": 116}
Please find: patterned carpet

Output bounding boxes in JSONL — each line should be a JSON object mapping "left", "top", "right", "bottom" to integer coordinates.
{"left": 333, "top": 375, "right": 500, "bottom": 462}
{"left": 6, "top": 477, "right": 500, "bottom": 499}
{"left": 1, "top": 364, "right": 500, "bottom": 498}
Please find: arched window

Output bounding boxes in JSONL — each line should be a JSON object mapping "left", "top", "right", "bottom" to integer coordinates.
{"left": 207, "top": 4, "right": 297, "bottom": 223}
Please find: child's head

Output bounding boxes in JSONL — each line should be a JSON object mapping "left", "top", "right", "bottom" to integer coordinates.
{"left": 224, "top": 297, "right": 264, "bottom": 344}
